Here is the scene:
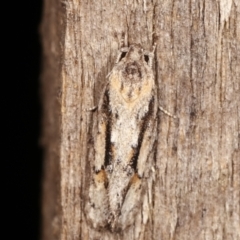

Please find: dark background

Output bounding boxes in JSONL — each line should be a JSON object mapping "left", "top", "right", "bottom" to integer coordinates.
{"left": 5, "top": 1, "right": 43, "bottom": 239}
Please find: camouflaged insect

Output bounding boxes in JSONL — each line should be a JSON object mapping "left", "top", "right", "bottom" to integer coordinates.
{"left": 86, "top": 43, "right": 159, "bottom": 231}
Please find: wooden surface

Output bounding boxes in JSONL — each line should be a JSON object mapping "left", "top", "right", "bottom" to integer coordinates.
{"left": 41, "top": 0, "right": 240, "bottom": 239}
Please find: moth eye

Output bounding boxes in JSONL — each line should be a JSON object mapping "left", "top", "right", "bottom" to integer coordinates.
{"left": 144, "top": 55, "right": 149, "bottom": 63}
{"left": 120, "top": 51, "right": 127, "bottom": 61}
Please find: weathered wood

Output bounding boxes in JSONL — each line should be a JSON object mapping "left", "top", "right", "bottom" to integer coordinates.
{"left": 41, "top": 0, "right": 240, "bottom": 239}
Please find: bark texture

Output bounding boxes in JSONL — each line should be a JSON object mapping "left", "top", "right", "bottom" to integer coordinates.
{"left": 41, "top": 0, "right": 240, "bottom": 239}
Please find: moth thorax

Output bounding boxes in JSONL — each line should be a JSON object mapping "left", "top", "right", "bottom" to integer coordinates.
{"left": 126, "top": 44, "right": 143, "bottom": 61}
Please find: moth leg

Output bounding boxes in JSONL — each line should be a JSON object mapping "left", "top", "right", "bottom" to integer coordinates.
{"left": 85, "top": 83, "right": 109, "bottom": 113}
{"left": 159, "top": 106, "right": 177, "bottom": 119}
{"left": 85, "top": 105, "right": 98, "bottom": 112}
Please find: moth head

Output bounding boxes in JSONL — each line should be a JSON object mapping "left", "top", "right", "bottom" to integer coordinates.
{"left": 125, "top": 44, "right": 143, "bottom": 61}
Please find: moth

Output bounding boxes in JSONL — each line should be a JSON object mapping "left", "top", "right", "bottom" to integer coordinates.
{"left": 86, "top": 43, "right": 172, "bottom": 231}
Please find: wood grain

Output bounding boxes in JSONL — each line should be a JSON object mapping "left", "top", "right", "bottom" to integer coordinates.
{"left": 41, "top": 0, "right": 240, "bottom": 239}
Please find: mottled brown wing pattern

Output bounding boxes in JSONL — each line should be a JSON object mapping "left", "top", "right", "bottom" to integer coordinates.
{"left": 86, "top": 44, "right": 158, "bottom": 231}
